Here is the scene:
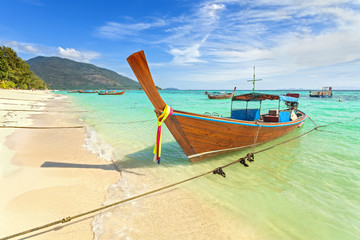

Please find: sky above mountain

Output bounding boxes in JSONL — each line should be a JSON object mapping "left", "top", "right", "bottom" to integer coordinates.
{"left": 1, "top": 0, "right": 359, "bottom": 90}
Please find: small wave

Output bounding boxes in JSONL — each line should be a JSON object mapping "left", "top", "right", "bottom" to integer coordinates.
{"left": 82, "top": 126, "right": 118, "bottom": 162}
{"left": 92, "top": 178, "right": 141, "bottom": 240}
{"left": 52, "top": 95, "right": 67, "bottom": 100}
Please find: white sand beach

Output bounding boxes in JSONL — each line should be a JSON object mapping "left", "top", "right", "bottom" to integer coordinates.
{"left": 0, "top": 89, "right": 120, "bottom": 239}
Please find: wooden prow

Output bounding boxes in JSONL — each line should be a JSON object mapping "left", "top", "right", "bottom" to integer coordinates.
{"left": 127, "top": 50, "right": 196, "bottom": 160}
{"left": 127, "top": 51, "right": 166, "bottom": 111}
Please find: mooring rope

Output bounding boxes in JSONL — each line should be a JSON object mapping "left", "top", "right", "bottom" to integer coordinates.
{"left": 0, "top": 126, "right": 85, "bottom": 129}
{"left": 308, "top": 116, "right": 319, "bottom": 129}
{"left": 0, "top": 97, "right": 48, "bottom": 102}
{"left": 0, "top": 97, "right": 71, "bottom": 103}
{"left": 0, "top": 102, "right": 59, "bottom": 108}
{"left": 251, "top": 122, "right": 262, "bottom": 154}
{"left": 0, "top": 118, "right": 353, "bottom": 240}
{"left": 0, "top": 109, "right": 87, "bottom": 113}
{"left": 101, "top": 119, "right": 154, "bottom": 125}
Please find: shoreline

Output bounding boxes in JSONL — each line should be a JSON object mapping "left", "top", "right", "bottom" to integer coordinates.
{"left": 0, "top": 89, "right": 120, "bottom": 239}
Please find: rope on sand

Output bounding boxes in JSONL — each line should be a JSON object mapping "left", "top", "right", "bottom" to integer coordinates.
{"left": 0, "top": 118, "right": 352, "bottom": 240}
{"left": 0, "top": 102, "right": 64, "bottom": 108}
{"left": 0, "top": 109, "right": 87, "bottom": 113}
{"left": 0, "top": 97, "right": 71, "bottom": 103}
{"left": 103, "top": 119, "right": 154, "bottom": 124}
{"left": 0, "top": 126, "right": 85, "bottom": 129}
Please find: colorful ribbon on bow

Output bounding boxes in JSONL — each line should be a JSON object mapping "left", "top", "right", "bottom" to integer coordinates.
{"left": 153, "top": 105, "right": 173, "bottom": 164}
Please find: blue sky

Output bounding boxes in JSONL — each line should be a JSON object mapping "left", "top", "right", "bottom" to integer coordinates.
{"left": 1, "top": 0, "right": 359, "bottom": 90}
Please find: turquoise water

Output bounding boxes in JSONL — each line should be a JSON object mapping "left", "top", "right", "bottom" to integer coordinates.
{"left": 60, "top": 90, "right": 360, "bottom": 239}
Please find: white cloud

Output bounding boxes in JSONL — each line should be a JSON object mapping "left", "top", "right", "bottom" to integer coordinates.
{"left": 169, "top": 34, "right": 209, "bottom": 64}
{"left": 1, "top": 40, "right": 101, "bottom": 63}
{"left": 170, "top": 45, "right": 202, "bottom": 64}
{"left": 180, "top": 1, "right": 360, "bottom": 72}
{"left": 23, "top": 45, "right": 38, "bottom": 53}
{"left": 57, "top": 47, "right": 100, "bottom": 62}
{"left": 3, "top": 41, "right": 39, "bottom": 54}
{"left": 144, "top": 0, "right": 360, "bottom": 88}
{"left": 279, "top": 31, "right": 360, "bottom": 67}
{"left": 199, "top": 3, "right": 226, "bottom": 19}
{"left": 58, "top": 47, "right": 81, "bottom": 58}
{"left": 97, "top": 19, "right": 167, "bottom": 39}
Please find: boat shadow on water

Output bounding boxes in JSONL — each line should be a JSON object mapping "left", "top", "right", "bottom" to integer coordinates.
{"left": 114, "top": 141, "right": 275, "bottom": 170}
{"left": 115, "top": 142, "right": 190, "bottom": 169}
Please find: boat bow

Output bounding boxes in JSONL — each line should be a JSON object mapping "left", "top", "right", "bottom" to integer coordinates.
{"left": 127, "top": 51, "right": 197, "bottom": 159}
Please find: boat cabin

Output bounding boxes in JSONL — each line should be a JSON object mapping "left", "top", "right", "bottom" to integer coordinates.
{"left": 230, "top": 93, "right": 299, "bottom": 123}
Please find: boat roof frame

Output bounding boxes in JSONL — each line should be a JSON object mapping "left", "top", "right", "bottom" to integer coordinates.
{"left": 232, "top": 92, "right": 298, "bottom": 103}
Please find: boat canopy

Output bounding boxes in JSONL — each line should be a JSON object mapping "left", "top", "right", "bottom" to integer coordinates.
{"left": 232, "top": 92, "right": 297, "bottom": 102}
{"left": 279, "top": 95, "right": 298, "bottom": 102}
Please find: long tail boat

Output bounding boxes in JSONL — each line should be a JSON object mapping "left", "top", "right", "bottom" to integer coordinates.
{"left": 78, "top": 90, "right": 98, "bottom": 93}
{"left": 98, "top": 89, "right": 126, "bottom": 95}
{"left": 127, "top": 51, "right": 307, "bottom": 162}
{"left": 207, "top": 87, "right": 236, "bottom": 99}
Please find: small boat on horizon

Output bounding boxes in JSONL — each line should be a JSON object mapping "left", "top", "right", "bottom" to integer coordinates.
{"left": 98, "top": 89, "right": 126, "bottom": 95}
{"left": 310, "top": 86, "right": 332, "bottom": 98}
{"left": 78, "top": 90, "right": 99, "bottom": 93}
{"left": 206, "top": 87, "right": 236, "bottom": 99}
{"left": 67, "top": 90, "right": 79, "bottom": 93}
{"left": 127, "top": 51, "right": 308, "bottom": 162}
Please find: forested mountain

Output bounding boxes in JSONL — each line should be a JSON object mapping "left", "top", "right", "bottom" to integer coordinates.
{"left": 0, "top": 46, "right": 48, "bottom": 89}
{"left": 27, "top": 56, "right": 140, "bottom": 90}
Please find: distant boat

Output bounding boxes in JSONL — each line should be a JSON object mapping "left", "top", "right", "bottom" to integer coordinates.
{"left": 310, "top": 87, "right": 332, "bottom": 97}
{"left": 206, "top": 87, "right": 236, "bottom": 99}
{"left": 98, "top": 89, "right": 126, "bottom": 95}
{"left": 67, "top": 90, "right": 78, "bottom": 93}
{"left": 78, "top": 90, "right": 98, "bottom": 93}
{"left": 127, "top": 50, "right": 308, "bottom": 162}
{"left": 286, "top": 93, "right": 300, "bottom": 98}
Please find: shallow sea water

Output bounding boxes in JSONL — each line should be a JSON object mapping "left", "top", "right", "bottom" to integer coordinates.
{"left": 60, "top": 90, "right": 360, "bottom": 240}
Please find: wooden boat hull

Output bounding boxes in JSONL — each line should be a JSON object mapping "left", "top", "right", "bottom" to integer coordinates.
{"left": 98, "top": 90, "right": 126, "bottom": 95}
{"left": 207, "top": 93, "right": 233, "bottom": 99}
{"left": 309, "top": 91, "right": 332, "bottom": 97}
{"left": 309, "top": 87, "right": 332, "bottom": 97}
{"left": 79, "top": 90, "right": 98, "bottom": 93}
{"left": 127, "top": 51, "right": 307, "bottom": 162}
{"left": 165, "top": 110, "right": 306, "bottom": 161}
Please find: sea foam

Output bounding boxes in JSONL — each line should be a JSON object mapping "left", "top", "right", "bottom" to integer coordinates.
{"left": 82, "top": 125, "right": 118, "bottom": 162}
{"left": 91, "top": 178, "right": 145, "bottom": 240}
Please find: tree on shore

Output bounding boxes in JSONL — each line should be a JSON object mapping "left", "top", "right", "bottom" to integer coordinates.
{"left": 0, "top": 46, "right": 48, "bottom": 89}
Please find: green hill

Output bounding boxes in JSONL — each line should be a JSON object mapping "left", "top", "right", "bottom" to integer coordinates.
{"left": 27, "top": 56, "right": 140, "bottom": 90}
